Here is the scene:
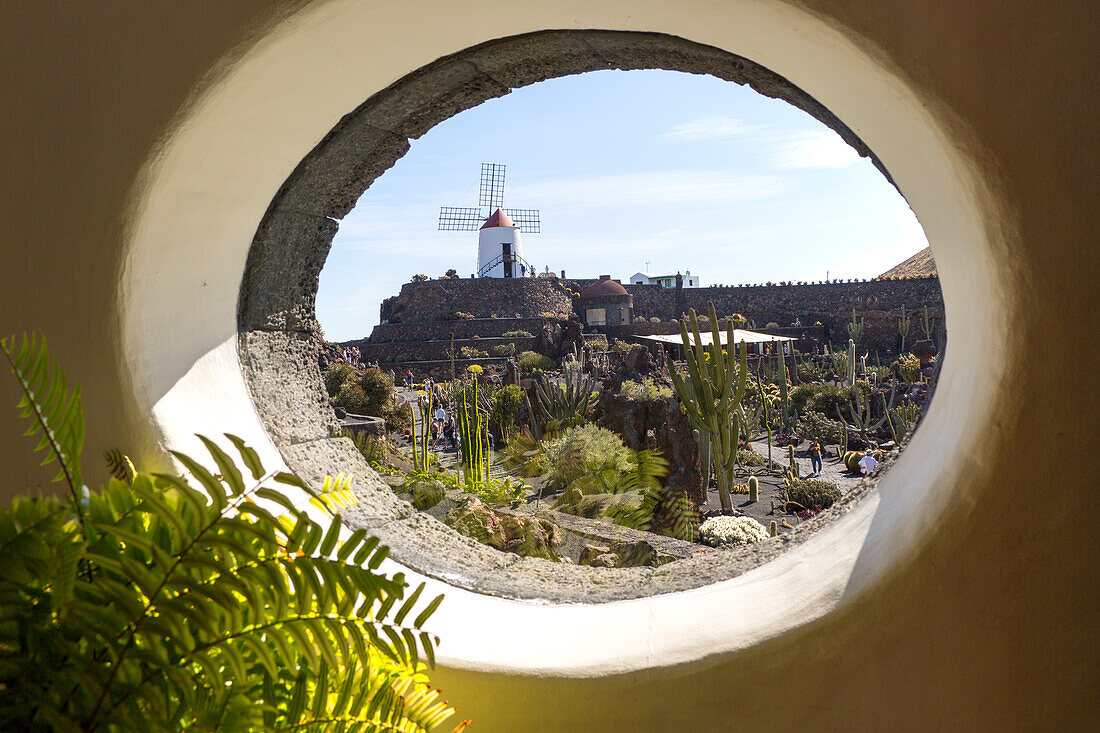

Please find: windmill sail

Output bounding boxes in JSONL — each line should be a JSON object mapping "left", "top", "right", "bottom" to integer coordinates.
{"left": 502, "top": 208, "right": 540, "bottom": 233}
{"left": 438, "top": 207, "right": 485, "bottom": 231}
{"left": 479, "top": 162, "right": 506, "bottom": 209}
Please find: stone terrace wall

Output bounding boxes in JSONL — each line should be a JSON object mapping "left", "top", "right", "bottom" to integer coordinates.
{"left": 349, "top": 336, "right": 537, "bottom": 363}
{"left": 604, "top": 277, "right": 944, "bottom": 349}
{"left": 379, "top": 278, "right": 575, "bottom": 324}
{"left": 367, "top": 275, "right": 944, "bottom": 352}
{"left": 366, "top": 317, "right": 550, "bottom": 343}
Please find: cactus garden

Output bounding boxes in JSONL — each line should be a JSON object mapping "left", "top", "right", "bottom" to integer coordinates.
{"left": 321, "top": 298, "right": 937, "bottom": 569}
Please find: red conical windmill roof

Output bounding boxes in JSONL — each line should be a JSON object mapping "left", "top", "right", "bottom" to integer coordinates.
{"left": 480, "top": 208, "right": 515, "bottom": 229}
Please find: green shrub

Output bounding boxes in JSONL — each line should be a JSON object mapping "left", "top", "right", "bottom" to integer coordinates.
{"left": 795, "top": 411, "right": 846, "bottom": 445}
{"left": 490, "top": 343, "right": 516, "bottom": 357}
{"left": 738, "top": 448, "right": 765, "bottom": 466}
{"left": 617, "top": 377, "right": 673, "bottom": 402}
{"left": 786, "top": 478, "right": 841, "bottom": 509}
{"left": 796, "top": 360, "right": 827, "bottom": 383}
{"left": 325, "top": 361, "right": 355, "bottom": 395}
{"left": 359, "top": 368, "right": 394, "bottom": 412}
{"left": 765, "top": 321, "right": 780, "bottom": 329}
{"left": 789, "top": 383, "right": 854, "bottom": 416}
{"left": 0, "top": 334, "right": 456, "bottom": 732}
{"left": 501, "top": 329, "right": 534, "bottom": 338}
{"left": 491, "top": 384, "right": 524, "bottom": 438}
{"left": 892, "top": 352, "right": 921, "bottom": 382}
{"left": 459, "top": 345, "right": 488, "bottom": 358}
{"left": 544, "top": 423, "right": 636, "bottom": 491}
{"left": 518, "top": 350, "right": 554, "bottom": 372}
{"left": 649, "top": 316, "right": 662, "bottom": 323}
{"left": 333, "top": 381, "right": 369, "bottom": 414}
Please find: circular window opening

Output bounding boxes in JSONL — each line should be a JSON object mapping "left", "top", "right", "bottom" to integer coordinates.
{"left": 239, "top": 30, "right": 944, "bottom": 603}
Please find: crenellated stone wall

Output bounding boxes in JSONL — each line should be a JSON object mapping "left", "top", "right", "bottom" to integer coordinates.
{"left": 365, "top": 275, "right": 944, "bottom": 352}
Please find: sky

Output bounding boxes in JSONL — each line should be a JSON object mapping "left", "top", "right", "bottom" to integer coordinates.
{"left": 317, "top": 70, "right": 928, "bottom": 342}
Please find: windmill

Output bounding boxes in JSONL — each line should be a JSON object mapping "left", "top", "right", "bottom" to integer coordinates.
{"left": 438, "top": 163, "right": 540, "bottom": 278}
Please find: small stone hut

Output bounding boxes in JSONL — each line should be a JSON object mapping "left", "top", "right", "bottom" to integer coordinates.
{"left": 581, "top": 275, "right": 633, "bottom": 327}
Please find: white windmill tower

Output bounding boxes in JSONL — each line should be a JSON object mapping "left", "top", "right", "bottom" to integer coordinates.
{"left": 437, "top": 163, "right": 540, "bottom": 278}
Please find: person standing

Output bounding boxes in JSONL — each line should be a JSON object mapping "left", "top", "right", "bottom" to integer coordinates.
{"left": 809, "top": 439, "right": 823, "bottom": 475}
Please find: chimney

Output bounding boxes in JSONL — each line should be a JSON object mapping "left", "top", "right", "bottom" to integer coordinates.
{"left": 599, "top": 274, "right": 611, "bottom": 281}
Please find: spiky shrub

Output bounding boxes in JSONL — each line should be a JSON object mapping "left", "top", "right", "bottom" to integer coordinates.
{"left": 794, "top": 412, "right": 846, "bottom": 445}
{"left": 669, "top": 303, "right": 750, "bottom": 514}
{"left": 737, "top": 448, "right": 765, "bottom": 467}
{"left": 531, "top": 365, "right": 597, "bottom": 429}
{"left": 490, "top": 384, "right": 524, "bottom": 441}
{"left": 517, "top": 350, "right": 554, "bottom": 372}
{"left": 501, "top": 330, "right": 533, "bottom": 338}
{"left": 785, "top": 479, "right": 841, "bottom": 510}
{"left": 617, "top": 377, "right": 673, "bottom": 402}
{"left": 0, "top": 334, "right": 462, "bottom": 732}
{"left": 698, "top": 516, "right": 769, "bottom": 547}
{"left": 543, "top": 424, "right": 636, "bottom": 492}
{"left": 325, "top": 361, "right": 356, "bottom": 395}
{"left": 489, "top": 343, "right": 516, "bottom": 357}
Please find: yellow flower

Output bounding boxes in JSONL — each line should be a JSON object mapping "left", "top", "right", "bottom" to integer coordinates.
{"left": 467, "top": 364, "right": 484, "bottom": 375}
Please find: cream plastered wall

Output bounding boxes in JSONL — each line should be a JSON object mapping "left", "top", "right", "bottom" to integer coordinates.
{"left": 1, "top": 1, "right": 1097, "bottom": 730}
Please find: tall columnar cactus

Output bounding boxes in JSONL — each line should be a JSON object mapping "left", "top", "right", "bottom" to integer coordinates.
{"left": 670, "top": 302, "right": 749, "bottom": 513}
{"left": 754, "top": 371, "right": 773, "bottom": 467}
{"left": 847, "top": 308, "right": 865, "bottom": 346}
{"left": 920, "top": 305, "right": 935, "bottom": 341}
{"left": 457, "top": 376, "right": 491, "bottom": 490}
{"left": 777, "top": 346, "right": 792, "bottom": 430}
{"left": 898, "top": 305, "right": 912, "bottom": 353}
{"left": 411, "top": 392, "right": 432, "bottom": 472}
{"left": 747, "top": 474, "right": 759, "bottom": 503}
{"left": 845, "top": 339, "right": 857, "bottom": 387}
{"left": 694, "top": 428, "right": 713, "bottom": 490}
{"left": 769, "top": 520, "right": 778, "bottom": 537}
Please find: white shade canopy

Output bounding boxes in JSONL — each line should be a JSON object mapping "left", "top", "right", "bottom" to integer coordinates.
{"left": 640, "top": 329, "right": 795, "bottom": 346}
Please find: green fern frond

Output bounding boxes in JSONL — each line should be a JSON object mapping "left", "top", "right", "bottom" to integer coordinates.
{"left": 1, "top": 333, "right": 84, "bottom": 509}
{"left": 1, "top": 430, "right": 455, "bottom": 731}
{"left": 104, "top": 448, "right": 136, "bottom": 485}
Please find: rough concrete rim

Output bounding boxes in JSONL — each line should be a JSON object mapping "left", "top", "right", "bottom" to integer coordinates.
{"left": 239, "top": 29, "right": 897, "bottom": 603}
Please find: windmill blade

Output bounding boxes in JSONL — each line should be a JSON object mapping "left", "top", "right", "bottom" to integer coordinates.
{"left": 438, "top": 207, "right": 484, "bottom": 231}
{"left": 479, "top": 162, "right": 506, "bottom": 209}
{"left": 503, "top": 208, "right": 541, "bottom": 233}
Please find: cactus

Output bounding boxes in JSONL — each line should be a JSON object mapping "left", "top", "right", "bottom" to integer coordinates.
{"left": 835, "top": 379, "right": 897, "bottom": 448}
{"left": 694, "top": 428, "right": 713, "bottom": 489}
{"left": 847, "top": 308, "right": 865, "bottom": 346}
{"left": 748, "top": 475, "right": 759, "bottom": 503}
{"left": 786, "top": 444, "right": 801, "bottom": 480}
{"left": 769, "top": 520, "right": 778, "bottom": 537}
{"left": 754, "top": 371, "right": 773, "bottom": 467}
{"left": 457, "top": 376, "right": 491, "bottom": 490}
{"left": 777, "top": 346, "right": 792, "bottom": 430}
{"left": 920, "top": 305, "right": 935, "bottom": 341}
{"left": 898, "top": 305, "right": 912, "bottom": 353}
{"left": 669, "top": 302, "right": 750, "bottom": 513}
{"left": 532, "top": 363, "right": 596, "bottom": 427}
{"left": 411, "top": 391, "right": 433, "bottom": 473}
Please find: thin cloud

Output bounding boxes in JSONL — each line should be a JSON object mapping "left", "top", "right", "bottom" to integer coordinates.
{"left": 773, "top": 129, "right": 862, "bottom": 169}
{"left": 662, "top": 114, "right": 758, "bottom": 141}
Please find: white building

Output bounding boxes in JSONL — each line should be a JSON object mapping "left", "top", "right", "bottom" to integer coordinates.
{"left": 629, "top": 270, "right": 701, "bottom": 288}
{"left": 477, "top": 209, "right": 532, "bottom": 278}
